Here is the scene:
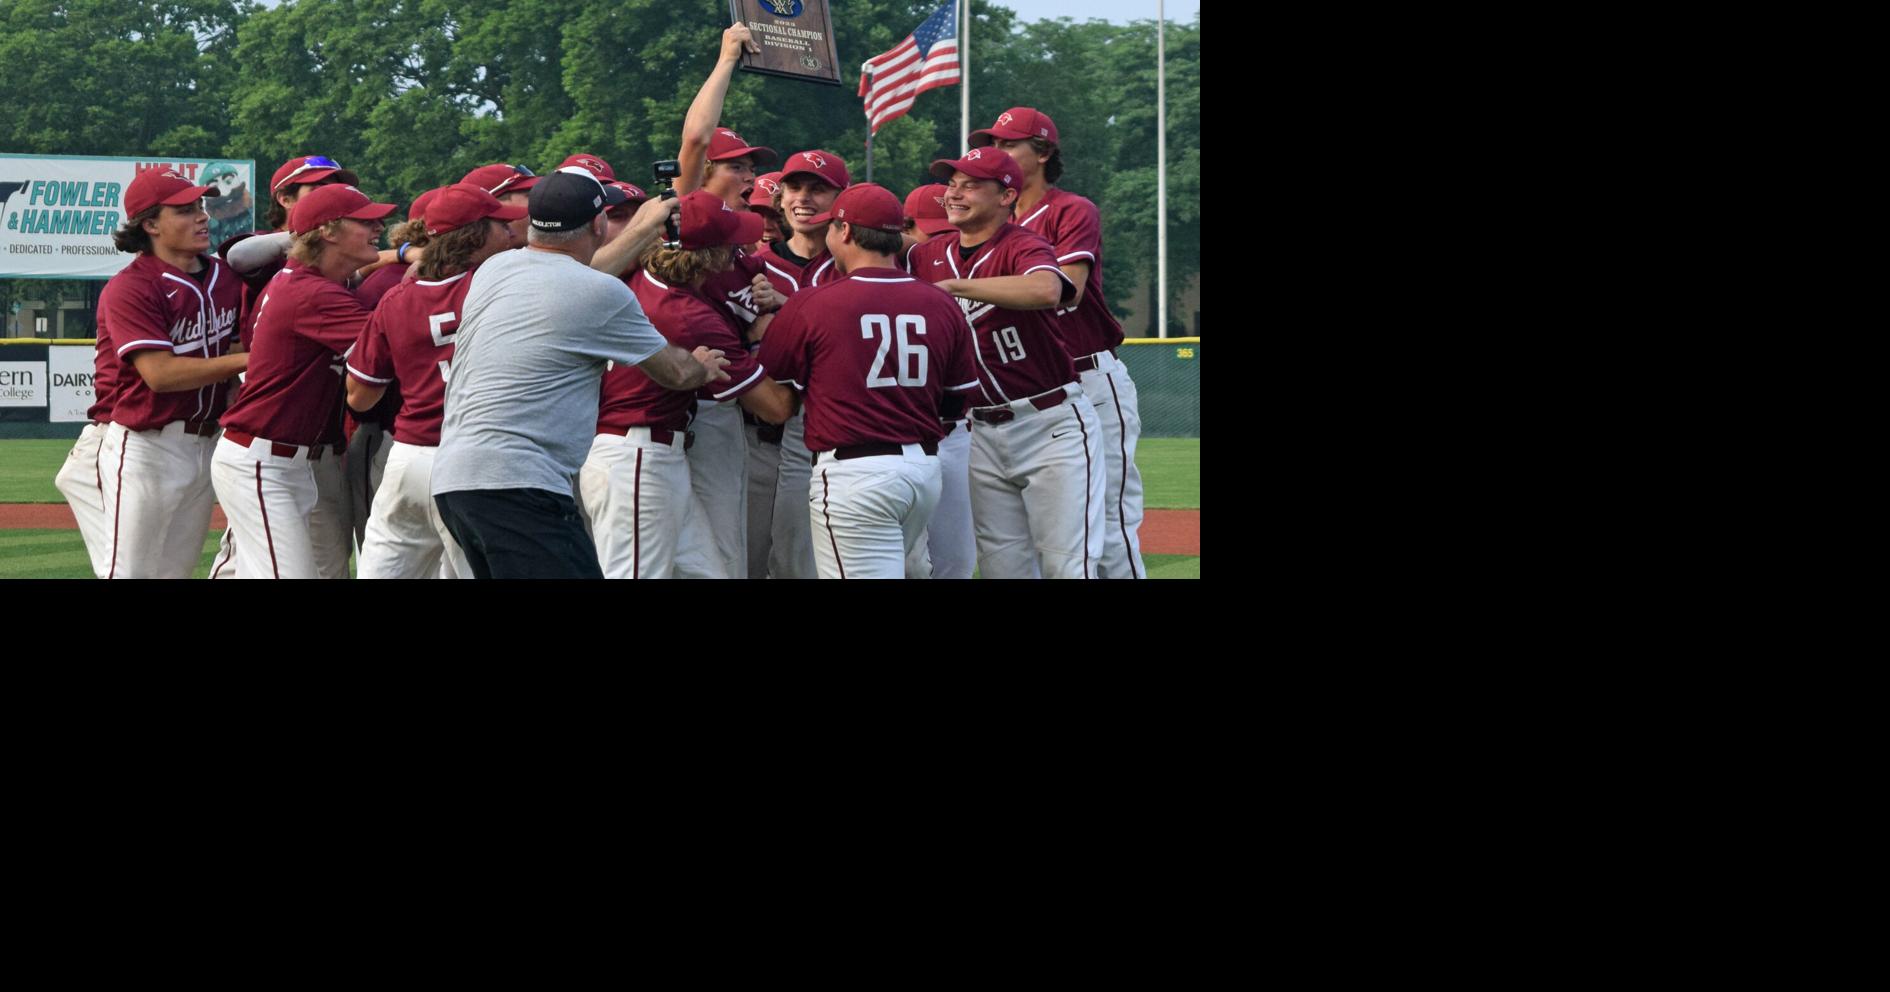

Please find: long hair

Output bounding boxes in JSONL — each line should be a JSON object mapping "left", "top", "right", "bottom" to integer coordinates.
{"left": 643, "top": 243, "right": 735, "bottom": 288}
{"left": 265, "top": 195, "right": 291, "bottom": 232}
{"left": 111, "top": 205, "right": 161, "bottom": 254}
{"left": 385, "top": 218, "right": 430, "bottom": 252}
{"left": 1031, "top": 137, "right": 1064, "bottom": 184}
{"left": 413, "top": 220, "right": 491, "bottom": 282}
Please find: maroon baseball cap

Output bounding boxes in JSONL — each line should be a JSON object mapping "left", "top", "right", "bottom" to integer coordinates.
{"left": 902, "top": 183, "right": 954, "bottom": 237}
{"left": 423, "top": 183, "right": 527, "bottom": 236}
{"left": 779, "top": 150, "right": 850, "bottom": 190}
{"left": 968, "top": 107, "right": 1060, "bottom": 148}
{"left": 270, "top": 155, "right": 360, "bottom": 194}
{"left": 558, "top": 154, "right": 615, "bottom": 182}
{"left": 407, "top": 186, "right": 445, "bottom": 223}
{"left": 288, "top": 184, "right": 397, "bottom": 235}
{"left": 677, "top": 189, "right": 764, "bottom": 251}
{"left": 603, "top": 181, "right": 649, "bottom": 213}
{"left": 708, "top": 127, "right": 778, "bottom": 167}
{"left": 125, "top": 168, "right": 214, "bottom": 218}
{"left": 810, "top": 183, "right": 904, "bottom": 234}
{"left": 749, "top": 172, "right": 783, "bottom": 214}
{"left": 928, "top": 146, "right": 1024, "bottom": 190}
{"left": 460, "top": 163, "right": 540, "bottom": 197}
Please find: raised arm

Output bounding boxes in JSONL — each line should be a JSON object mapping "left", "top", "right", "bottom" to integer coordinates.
{"left": 676, "top": 23, "right": 760, "bottom": 196}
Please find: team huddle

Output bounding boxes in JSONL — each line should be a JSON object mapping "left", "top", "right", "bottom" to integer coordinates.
{"left": 52, "top": 23, "right": 1146, "bottom": 579}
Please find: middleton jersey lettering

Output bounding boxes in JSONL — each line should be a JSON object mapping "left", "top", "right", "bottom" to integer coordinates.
{"left": 347, "top": 271, "right": 475, "bottom": 447}
{"left": 903, "top": 222, "right": 1077, "bottom": 404}
{"left": 98, "top": 253, "right": 242, "bottom": 432}
{"left": 757, "top": 268, "right": 980, "bottom": 452}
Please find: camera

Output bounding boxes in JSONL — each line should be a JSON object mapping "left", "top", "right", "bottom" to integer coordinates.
{"left": 652, "top": 159, "right": 683, "bottom": 247}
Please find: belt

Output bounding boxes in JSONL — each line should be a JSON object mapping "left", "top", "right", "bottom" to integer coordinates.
{"left": 941, "top": 420, "right": 957, "bottom": 437}
{"left": 599, "top": 425, "right": 695, "bottom": 450}
{"left": 1072, "top": 353, "right": 1101, "bottom": 373}
{"left": 968, "top": 386, "right": 1072, "bottom": 424}
{"left": 826, "top": 440, "right": 939, "bottom": 460}
{"left": 223, "top": 428, "right": 325, "bottom": 460}
{"left": 182, "top": 420, "right": 221, "bottom": 437}
{"left": 756, "top": 422, "right": 784, "bottom": 444}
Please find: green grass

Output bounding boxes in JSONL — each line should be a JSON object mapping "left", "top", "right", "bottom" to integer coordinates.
{"left": 0, "top": 528, "right": 224, "bottom": 579}
{"left": 1, "top": 437, "right": 1201, "bottom": 578}
{"left": 1136, "top": 438, "right": 1199, "bottom": 509}
{"left": 0, "top": 439, "right": 73, "bottom": 502}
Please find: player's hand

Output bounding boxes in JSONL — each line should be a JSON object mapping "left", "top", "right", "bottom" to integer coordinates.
{"left": 750, "top": 273, "right": 784, "bottom": 312}
{"left": 631, "top": 193, "right": 680, "bottom": 236}
{"left": 692, "top": 346, "right": 732, "bottom": 383}
{"left": 722, "top": 23, "right": 759, "bottom": 62}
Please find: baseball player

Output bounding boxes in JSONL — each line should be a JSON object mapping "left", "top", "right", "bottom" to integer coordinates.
{"left": 51, "top": 319, "right": 122, "bottom": 578}
{"left": 757, "top": 184, "right": 980, "bottom": 578}
{"left": 583, "top": 190, "right": 794, "bottom": 579}
{"left": 460, "top": 162, "right": 539, "bottom": 244}
{"left": 750, "top": 171, "right": 786, "bottom": 248}
{"left": 897, "top": 182, "right": 974, "bottom": 579}
{"left": 211, "top": 184, "right": 395, "bottom": 579}
{"left": 906, "top": 148, "right": 1106, "bottom": 579}
{"left": 346, "top": 183, "right": 522, "bottom": 579}
{"left": 739, "top": 149, "right": 852, "bottom": 579}
{"left": 93, "top": 167, "right": 249, "bottom": 579}
{"left": 221, "top": 154, "right": 366, "bottom": 579}
{"left": 973, "top": 107, "right": 1146, "bottom": 579}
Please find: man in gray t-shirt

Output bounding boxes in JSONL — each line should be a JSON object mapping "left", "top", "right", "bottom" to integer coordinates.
{"left": 433, "top": 167, "right": 730, "bottom": 578}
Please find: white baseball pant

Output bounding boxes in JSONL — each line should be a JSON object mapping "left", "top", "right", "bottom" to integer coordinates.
{"left": 346, "top": 419, "right": 393, "bottom": 549}
{"left": 208, "top": 513, "right": 238, "bottom": 579}
{"left": 210, "top": 434, "right": 325, "bottom": 579}
{"left": 96, "top": 421, "right": 219, "bottom": 579}
{"left": 674, "top": 400, "right": 747, "bottom": 579}
{"left": 358, "top": 441, "right": 471, "bottom": 579}
{"left": 309, "top": 448, "right": 352, "bottom": 579}
{"left": 904, "top": 420, "right": 973, "bottom": 579}
{"left": 1081, "top": 352, "right": 1146, "bottom": 579}
{"left": 52, "top": 422, "right": 111, "bottom": 579}
{"left": 967, "top": 384, "right": 1108, "bottom": 579}
{"left": 810, "top": 446, "right": 942, "bottom": 580}
{"left": 744, "top": 418, "right": 783, "bottom": 577}
{"left": 579, "top": 429, "right": 692, "bottom": 580}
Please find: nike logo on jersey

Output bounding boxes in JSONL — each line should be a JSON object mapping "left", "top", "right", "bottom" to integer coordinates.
{"left": 933, "top": 259, "right": 945, "bottom": 265}
{"left": 166, "top": 291, "right": 179, "bottom": 299}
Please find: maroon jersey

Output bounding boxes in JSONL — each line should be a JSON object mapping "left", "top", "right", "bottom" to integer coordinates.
{"left": 353, "top": 261, "right": 408, "bottom": 310}
{"left": 218, "top": 229, "right": 282, "bottom": 351}
{"left": 88, "top": 332, "right": 120, "bottom": 423}
{"left": 97, "top": 253, "right": 242, "bottom": 432}
{"left": 904, "top": 222, "right": 1078, "bottom": 404}
{"left": 1016, "top": 188, "right": 1124, "bottom": 356}
{"left": 221, "top": 267, "right": 371, "bottom": 446}
{"left": 757, "top": 268, "right": 980, "bottom": 452}
{"left": 697, "top": 248, "right": 798, "bottom": 332}
{"left": 346, "top": 270, "right": 474, "bottom": 447}
{"left": 753, "top": 242, "right": 839, "bottom": 293}
{"left": 598, "top": 270, "right": 765, "bottom": 432}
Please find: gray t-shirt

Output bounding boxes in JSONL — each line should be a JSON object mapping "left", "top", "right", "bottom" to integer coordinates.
{"left": 432, "top": 248, "right": 667, "bottom": 498}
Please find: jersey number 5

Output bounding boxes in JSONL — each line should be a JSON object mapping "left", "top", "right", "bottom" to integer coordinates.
{"left": 430, "top": 311, "right": 458, "bottom": 384}
{"left": 861, "top": 315, "right": 928, "bottom": 388}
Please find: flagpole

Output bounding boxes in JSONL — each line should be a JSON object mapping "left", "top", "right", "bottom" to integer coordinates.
{"left": 1157, "top": 0, "right": 1168, "bottom": 339}
{"left": 866, "top": 128, "right": 875, "bottom": 184}
{"left": 960, "top": 0, "right": 971, "bottom": 153}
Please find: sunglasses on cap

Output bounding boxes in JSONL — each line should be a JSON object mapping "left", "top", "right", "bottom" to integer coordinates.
{"left": 272, "top": 155, "right": 344, "bottom": 193}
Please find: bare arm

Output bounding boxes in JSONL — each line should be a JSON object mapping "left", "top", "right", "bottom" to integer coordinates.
{"left": 744, "top": 311, "right": 776, "bottom": 347}
{"left": 592, "top": 196, "right": 680, "bottom": 277}
{"left": 735, "top": 377, "right": 794, "bottom": 425}
{"left": 129, "top": 350, "right": 248, "bottom": 393}
{"left": 676, "top": 23, "right": 760, "bottom": 196}
{"left": 638, "top": 344, "right": 731, "bottom": 392}
{"left": 345, "top": 377, "right": 387, "bottom": 413}
{"left": 225, "top": 231, "right": 292, "bottom": 275}
{"left": 940, "top": 270, "right": 1066, "bottom": 311}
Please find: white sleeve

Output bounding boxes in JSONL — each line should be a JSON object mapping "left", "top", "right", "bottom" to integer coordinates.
{"left": 226, "top": 231, "right": 293, "bottom": 274}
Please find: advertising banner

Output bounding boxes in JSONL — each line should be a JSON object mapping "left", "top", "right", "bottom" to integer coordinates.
{"left": 0, "top": 154, "right": 255, "bottom": 279}
{"left": 47, "top": 344, "right": 94, "bottom": 421}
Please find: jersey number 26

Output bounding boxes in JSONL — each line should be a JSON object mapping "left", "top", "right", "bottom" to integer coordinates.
{"left": 861, "top": 315, "right": 928, "bottom": 388}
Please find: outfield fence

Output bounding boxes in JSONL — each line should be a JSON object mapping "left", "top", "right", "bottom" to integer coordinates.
{"left": 1, "top": 337, "right": 1201, "bottom": 441}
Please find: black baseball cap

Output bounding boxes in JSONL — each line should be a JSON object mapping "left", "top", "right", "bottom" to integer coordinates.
{"left": 527, "top": 167, "right": 628, "bottom": 232}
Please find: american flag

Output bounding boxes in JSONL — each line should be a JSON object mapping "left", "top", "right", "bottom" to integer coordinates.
{"left": 859, "top": 0, "right": 960, "bottom": 134}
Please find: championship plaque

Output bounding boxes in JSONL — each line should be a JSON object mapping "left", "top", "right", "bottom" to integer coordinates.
{"left": 728, "top": 0, "right": 843, "bottom": 86}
